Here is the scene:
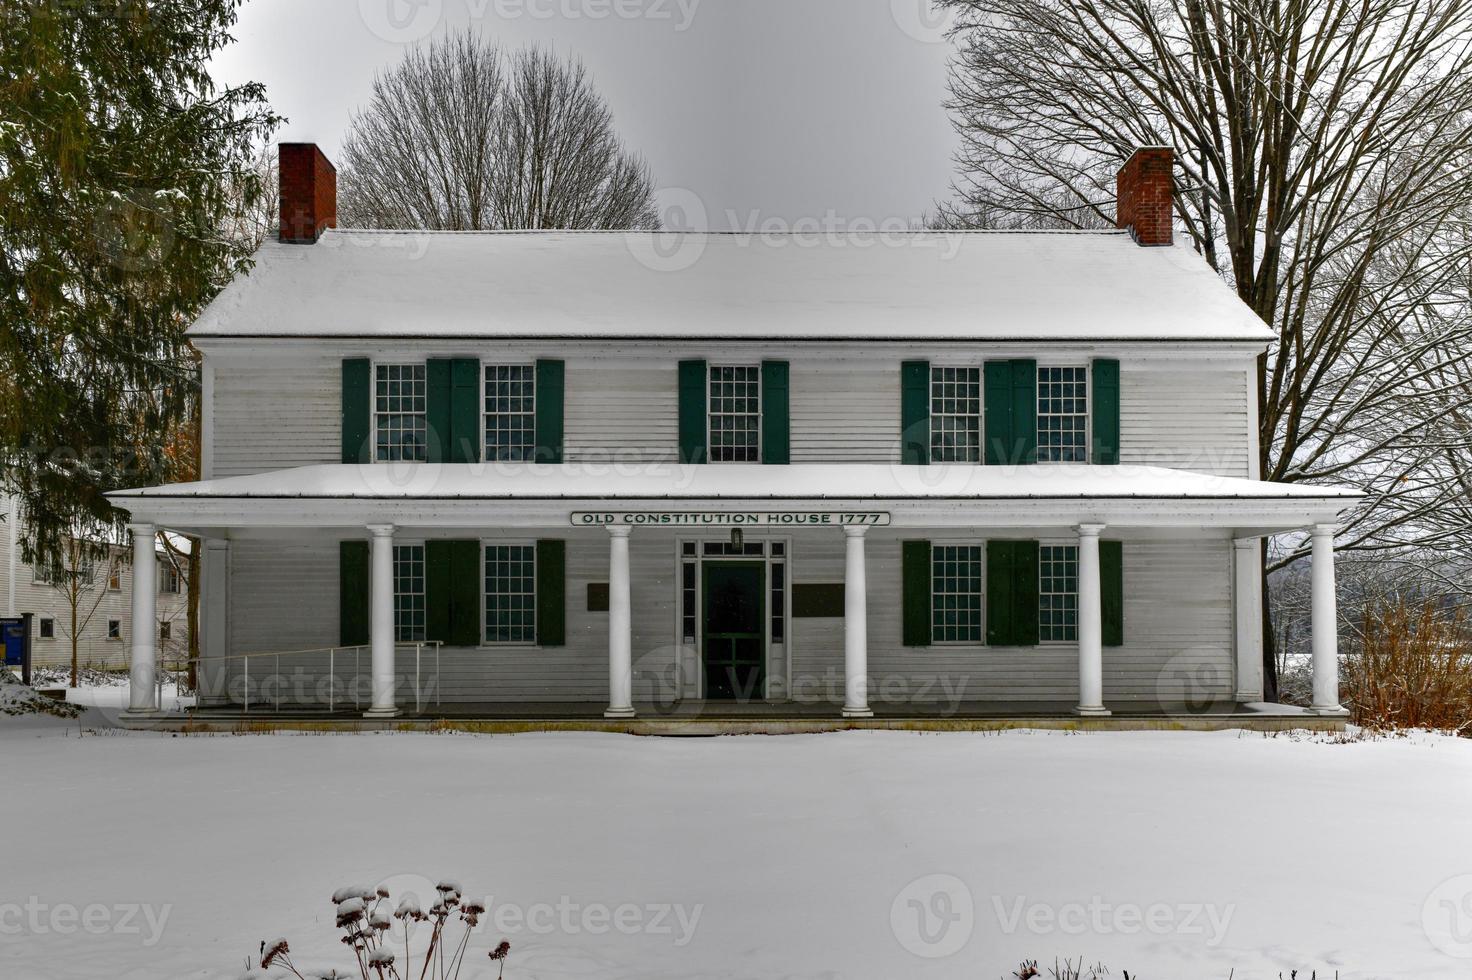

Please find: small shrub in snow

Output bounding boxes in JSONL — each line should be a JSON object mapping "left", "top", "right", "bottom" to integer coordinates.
{"left": 0, "top": 671, "right": 81, "bottom": 718}
{"left": 247, "top": 879, "right": 509, "bottom": 980}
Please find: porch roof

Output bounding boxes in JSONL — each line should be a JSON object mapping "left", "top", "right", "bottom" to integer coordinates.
{"left": 108, "top": 463, "right": 1359, "bottom": 535}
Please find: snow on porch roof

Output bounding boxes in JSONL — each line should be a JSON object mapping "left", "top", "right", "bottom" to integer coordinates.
{"left": 190, "top": 229, "right": 1275, "bottom": 343}
{"left": 110, "top": 463, "right": 1358, "bottom": 504}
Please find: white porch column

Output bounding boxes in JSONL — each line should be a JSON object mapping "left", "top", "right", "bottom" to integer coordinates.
{"left": 1233, "top": 538, "right": 1265, "bottom": 702}
{"left": 1310, "top": 524, "right": 1348, "bottom": 715}
{"left": 200, "top": 539, "right": 231, "bottom": 705}
{"left": 364, "top": 524, "right": 400, "bottom": 718}
{"left": 842, "top": 525, "right": 873, "bottom": 718}
{"left": 1074, "top": 523, "right": 1110, "bottom": 717}
{"left": 125, "top": 523, "right": 159, "bottom": 714}
{"left": 605, "top": 526, "right": 636, "bottom": 718}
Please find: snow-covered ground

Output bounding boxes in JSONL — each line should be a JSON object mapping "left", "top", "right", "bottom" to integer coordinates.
{"left": 2, "top": 720, "right": 1470, "bottom": 980}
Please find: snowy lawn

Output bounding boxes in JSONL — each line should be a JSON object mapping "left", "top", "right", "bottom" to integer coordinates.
{"left": 3, "top": 723, "right": 1471, "bottom": 980}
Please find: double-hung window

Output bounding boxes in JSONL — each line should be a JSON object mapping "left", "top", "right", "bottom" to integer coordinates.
{"left": 375, "top": 363, "right": 428, "bottom": 462}
{"left": 1037, "top": 366, "right": 1089, "bottom": 463}
{"left": 708, "top": 365, "right": 761, "bottom": 462}
{"left": 931, "top": 367, "right": 981, "bottom": 463}
{"left": 1039, "top": 544, "right": 1079, "bottom": 642}
{"left": 485, "top": 544, "right": 536, "bottom": 643}
{"left": 484, "top": 364, "right": 536, "bottom": 462}
{"left": 393, "top": 544, "right": 426, "bottom": 642}
{"left": 931, "top": 544, "right": 984, "bottom": 643}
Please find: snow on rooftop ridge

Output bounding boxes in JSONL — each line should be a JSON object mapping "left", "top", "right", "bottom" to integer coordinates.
{"left": 313, "top": 227, "right": 1132, "bottom": 237}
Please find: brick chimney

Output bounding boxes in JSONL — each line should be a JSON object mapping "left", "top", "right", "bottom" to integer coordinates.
{"left": 1115, "top": 146, "right": 1173, "bottom": 246}
{"left": 278, "top": 143, "right": 337, "bottom": 244}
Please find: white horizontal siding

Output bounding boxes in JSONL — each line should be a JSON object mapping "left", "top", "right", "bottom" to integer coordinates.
{"left": 212, "top": 355, "right": 340, "bottom": 478}
{"left": 1119, "top": 364, "right": 1251, "bottom": 476}
{"left": 213, "top": 528, "right": 1232, "bottom": 708}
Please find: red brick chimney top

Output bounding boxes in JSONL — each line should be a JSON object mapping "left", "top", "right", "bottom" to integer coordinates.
{"left": 1115, "top": 146, "right": 1173, "bottom": 246}
{"left": 278, "top": 143, "right": 337, "bottom": 244}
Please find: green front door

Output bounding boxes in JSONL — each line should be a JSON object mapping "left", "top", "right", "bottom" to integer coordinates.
{"left": 702, "top": 561, "right": 765, "bottom": 700}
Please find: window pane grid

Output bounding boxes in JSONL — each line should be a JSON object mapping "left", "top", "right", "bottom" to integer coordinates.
{"left": 485, "top": 364, "right": 536, "bottom": 462}
{"left": 1038, "top": 366, "right": 1088, "bottom": 463}
{"left": 394, "top": 545, "right": 426, "bottom": 642}
{"left": 932, "top": 545, "right": 983, "bottom": 643}
{"left": 376, "top": 364, "right": 428, "bottom": 462}
{"left": 485, "top": 545, "right": 536, "bottom": 644}
{"left": 931, "top": 367, "right": 981, "bottom": 463}
{"left": 1040, "top": 545, "right": 1079, "bottom": 642}
{"left": 708, "top": 365, "right": 761, "bottom": 462}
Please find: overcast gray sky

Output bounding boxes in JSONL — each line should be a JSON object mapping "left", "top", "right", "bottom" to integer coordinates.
{"left": 208, "top": 0, "right": 961, "bottom": 230}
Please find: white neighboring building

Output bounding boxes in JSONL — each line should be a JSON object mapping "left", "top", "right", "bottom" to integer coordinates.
{"left": 2, "top": 495, "right": 190, "bottom": 671}
{"left": 108, "top": 143, "right": 1358, "bottom": 721}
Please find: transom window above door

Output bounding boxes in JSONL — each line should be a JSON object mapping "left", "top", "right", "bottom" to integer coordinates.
{"left": 375, "top": 363, "right": 428, "bottom": 462}
{"left": 708, "top": 365, "right": 761, "bottom": 463}
{"left": 484, "top": 364, "right": 536, "bottom": 462}
{"left": 930, "top": 366, "right": 981, "bottom": 463}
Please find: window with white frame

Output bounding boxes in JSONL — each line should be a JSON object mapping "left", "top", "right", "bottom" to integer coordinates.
{"left": 375, "top": 363, "right": 428, "bottom": 462}
{"left": 107, "top": 619, "right": 122, "bottom": 640}
{"left": 394, "top": 544, "right": 426, "bottom": 642}
{"left": 159, "top": 621, "right": 172, "bottom": 640}
{"left": 485, "top": 544, "right": 536, "bottom": 643}
{"left": 930, "top": 366, "right": 981, "bottom": 463}
{"left": 932, "top": 544, "right": 984, "bottom": 643}
{"left": 484, "top": 364, "right": 536, "bottom": 462}
{"left": 708, "top": 365, "right": 761, "bottom": 462}
{"left": 1037, "top": 366, "right": 1089, "bottom": 463}
{"left": 159, "top": 562, "right": 180, "bottom": 595}
{"left": 38, "top": 618, "right": 54, "bottom": 639}
{"left": 1039, "top": 544, "right": 1079, "bottom": 642}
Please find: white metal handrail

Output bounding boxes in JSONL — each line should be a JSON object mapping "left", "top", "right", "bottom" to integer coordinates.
{"left": 158, "top": 642, "right": 443, "bottom": 714}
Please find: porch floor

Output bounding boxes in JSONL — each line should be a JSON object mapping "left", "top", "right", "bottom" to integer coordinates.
{"left": 138, "top": 699, "right": 1346, "bottom": 735}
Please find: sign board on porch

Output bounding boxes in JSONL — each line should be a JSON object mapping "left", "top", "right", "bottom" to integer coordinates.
{"left": 571, "top": 511, "right": 891, "bottom": 528}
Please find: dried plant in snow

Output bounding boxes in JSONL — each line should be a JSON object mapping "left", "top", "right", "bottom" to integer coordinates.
{"left": 246, "top": 879, "right": 509, "bottom": 980}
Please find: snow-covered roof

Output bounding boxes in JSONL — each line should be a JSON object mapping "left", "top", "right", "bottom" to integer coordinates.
{"left": 191, "top": 229, "right": 1274, "bottom": 343}
{"left": 112, "top": 463, "right": 1355, "bottom": 502}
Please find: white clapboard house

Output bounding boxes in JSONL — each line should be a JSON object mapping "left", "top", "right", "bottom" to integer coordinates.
{"left": 109, "top": 143, "right": 1358, "bottom": 723}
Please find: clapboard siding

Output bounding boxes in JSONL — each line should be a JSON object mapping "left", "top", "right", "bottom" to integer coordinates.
{"left": 212, "top": 355, "right": 340, "bottom": 477}
{"left": 205, "top": 344, "right": 1255, "bottom": 478}
{"left": 1119, "top": 364, "right": 1251, "bottom": 476}
{"left": 216, "top": 528, "right": 1232, "bottom": 707}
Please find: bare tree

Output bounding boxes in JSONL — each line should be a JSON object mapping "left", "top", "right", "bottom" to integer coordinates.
{"left": 338, "top": 33, "right": 659, "bottom": 231}
{"left": 938, "top": 0, "right": 1472, "bottom": 698}
{"left": 44, "top": 536, "right": 117, "bottom": 688}
{"left": 222, "top": 143, "right": 279, "bottom": 250}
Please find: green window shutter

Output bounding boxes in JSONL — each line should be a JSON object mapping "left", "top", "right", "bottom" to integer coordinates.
{"left": 427, "top": 540, "right": 481, "bottom": 646}
{"left": 985, "top": 540, "right": 1015, "bottom": 645}
{"left": 450, "top": 358, "right": 480, "bottom": 463}
{"left": 678, "top": 359, "right": 708, "bottom": 464}
{"left": 425, "top": 359, "right": 452, "bottom": 464}
{"left": 1013, "top": 539, "right": 1040, "bottom": 646}
{"left": 900, "top": 360, "right": 930, "bottom": 465}
{"left": 447, "top": 540, "right": 480, "bottom": 647}
{"left": 338, "top": 540, "right": 369, "bottom": 647}
{"left": 1091, "top": 358, "right": 1121, "bottom": 465}
{"left": 761, "top": 360, "right": 790, "bottom": 464}
{"left": 1010, "top": 359, "right": 1038, "bottom": 466}
{"left": 425, "top": 540, "right": 451, "bottom": 644}
{"left": 1101, "top": 540, "right": 1124, "bottom": 647}
{"left": 535, "top": 359, "right": 565, "bottom": 464}
{"left": 341, "top": 358, "right": 371, "bottom": 464}
{"left": 983, "top": 361, "right": 1013, "bottom": 466}
{"left": 536, "top": 539, "right": 566, "bottom": 647}
{"left": 902, "top": 540, "right": 932, "bottom": 646}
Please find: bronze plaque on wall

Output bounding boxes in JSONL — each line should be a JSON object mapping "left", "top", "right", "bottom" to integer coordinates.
{"left": 793, "top": 583, "right": 846, "bottom": 618}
